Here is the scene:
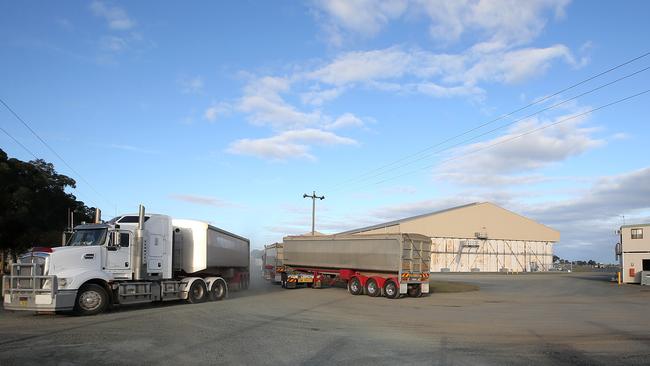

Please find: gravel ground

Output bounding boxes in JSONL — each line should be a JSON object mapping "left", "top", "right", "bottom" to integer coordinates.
{"left": 1, "top": 272, "right": 649, "bottom": 365}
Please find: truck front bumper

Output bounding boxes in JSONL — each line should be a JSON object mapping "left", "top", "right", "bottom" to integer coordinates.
{"left": 2, "top": 264, "right": 77, "bottom": 312}
{"left": 3, "top": 289, "right": 77, "bottom": 312}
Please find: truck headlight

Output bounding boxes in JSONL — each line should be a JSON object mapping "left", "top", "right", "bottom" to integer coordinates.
{"left": 57, "top": 278, "right": 68, "bottom": 288}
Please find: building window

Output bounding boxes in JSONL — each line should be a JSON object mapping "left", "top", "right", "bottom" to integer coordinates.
{"left": 631, "top": 228, "right": 643, "bottom": 239}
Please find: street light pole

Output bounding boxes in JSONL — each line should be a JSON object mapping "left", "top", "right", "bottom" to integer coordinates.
{"left": 303, "top": 191, "right": 325, "bottom": 235}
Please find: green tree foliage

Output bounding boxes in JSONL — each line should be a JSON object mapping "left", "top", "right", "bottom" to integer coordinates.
{"left": 0, "top": 148, "right": 94, "bottom": 255}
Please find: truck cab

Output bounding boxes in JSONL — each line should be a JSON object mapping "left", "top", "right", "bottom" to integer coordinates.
{"left": 3, "top": 206, "right": 249, "bottom": 315}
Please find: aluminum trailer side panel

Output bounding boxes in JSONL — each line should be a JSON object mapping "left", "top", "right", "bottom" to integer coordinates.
{"left": 173, "top": 219, "right": 250, "bottom": 274}
{"left": 282, "top": 234, "right": 430, "bottom": 274}
{"left": 207, "top": 227, "right": 249, "bottom": 268}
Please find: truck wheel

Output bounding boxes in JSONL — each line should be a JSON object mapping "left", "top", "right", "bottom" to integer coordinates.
{"left": 209, "top": 280, "right": 227, "bottom": 301}
{"left": 75, "top": 284, "right": 109, "bottom": 316}
{"left": 186, "top": 280, "right": 207, "bottom": 304}
{"left": 407, "top": 284, "right": 422, "bottom": 298}
{"left": 384, "top": 280, "right": 399, "bottom": 299}
{"left": 365, "top": 278, "right": 381, "bottom": 297}
{"left": 281, "top": 273, "right": 288, "bottom": 288}
{"left": 348, "top": 277, "right": 363, "bottom": 295}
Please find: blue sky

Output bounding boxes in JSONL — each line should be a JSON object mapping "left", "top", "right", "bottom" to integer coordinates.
{"left": 1, "top": 1, "right": 649, "bottom": 262}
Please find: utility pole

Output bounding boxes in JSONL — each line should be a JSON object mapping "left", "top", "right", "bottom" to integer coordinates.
{"left": 303, "top": 191, "right": 325, "bottom": 235}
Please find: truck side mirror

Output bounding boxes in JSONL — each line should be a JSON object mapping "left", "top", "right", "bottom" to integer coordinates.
{"left": 108, "top": 231, "right": 120, "bottom": 251}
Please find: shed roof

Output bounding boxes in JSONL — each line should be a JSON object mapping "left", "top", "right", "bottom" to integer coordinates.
{"left": 339, "top": 202, "right": 560, "bottom": 242}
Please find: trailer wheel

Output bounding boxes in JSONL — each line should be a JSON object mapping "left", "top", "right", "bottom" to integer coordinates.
{"left": 348, "top": 277, "right": 363, "bottom": 295}
{"left": 383, "top": 280, "right": 399, "bottom": 299}
{"left": 186, "top": 280, "right": 207, "bottom": 304}
{"left": 74, "top": 284, "right": 109, "bottom": 316}
{"left": 209, "top": 280, "right": 227, "bottom": 301}
{"left": 365, "top": 278, "right": 381, "bottom": 297}
{"left": 407, "top": 284, "right": 422, "bottom": 298}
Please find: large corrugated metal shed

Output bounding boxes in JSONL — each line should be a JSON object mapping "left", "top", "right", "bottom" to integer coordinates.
{"left": 339, "top": 202, "right": 559, "bottom": 242}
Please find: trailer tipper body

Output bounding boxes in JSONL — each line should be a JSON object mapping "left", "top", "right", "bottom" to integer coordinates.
{"left": 262, "top": 243, "right": 283, "bottom": 283}
{"left": 3, "top": 205, "right": 249, "bottom": 315}
{"left": 280, "top": 234, "right": 431, "bottom": 298}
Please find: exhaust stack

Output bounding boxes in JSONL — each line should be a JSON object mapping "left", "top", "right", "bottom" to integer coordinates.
{"left": 133, "top": 204, "right": 146, "bottom": 280}
{"left": 94, "top": 208, "right": 101, "bottom": 223}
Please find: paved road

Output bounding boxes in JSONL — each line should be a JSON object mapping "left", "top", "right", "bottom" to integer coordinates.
{"left": 1, "top": 272, "right": 649, "bottom": 365}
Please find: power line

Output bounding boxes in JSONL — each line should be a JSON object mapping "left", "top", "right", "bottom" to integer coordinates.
{"left": 328, "top": 64, "right": 650, "bottom": 192}
{"left": 0, "top": 125, "right": 100, "bottom": 206}
{"left": 0, "top": 125, "right": 39, "bottom": 160}
{"left": 0, "top": 97, "right": 112, "bottom": 209}
{"left": 325, "top": 51, "right": 650, "bottom": 192}
{"left": 364, "top": 89, "right": 650, "bottom": 188}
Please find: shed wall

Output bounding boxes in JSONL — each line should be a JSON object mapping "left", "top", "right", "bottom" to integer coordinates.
{"left": 431, "top": 238, "right": 553, "bottom": 272}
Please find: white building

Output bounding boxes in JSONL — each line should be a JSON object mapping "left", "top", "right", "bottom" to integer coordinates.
{"left": 617, "top": 223, "right": 650, "bottom": 283}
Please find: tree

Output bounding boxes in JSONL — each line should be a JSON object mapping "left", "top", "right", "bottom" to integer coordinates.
{"left": 0, "top": 149, "right": 95, "bottom": 257}
{"left": 553, "top": 255, "right": 560, "bottom": 263}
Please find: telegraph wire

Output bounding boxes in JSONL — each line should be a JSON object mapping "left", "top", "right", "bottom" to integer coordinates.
{"left": 0, "top": 125, "right": 39, "bottom": 160}
{"left": 327, "top": 65, "right": 650, "bottom": 192}
{"left": 0, "top": 124, "right": 98, "bottom": 207}
{"left": 0, "top": 97, "right": 113, "bottom": 209}
{"left": 363, "top": 89, "right": 650, "bottom": 188}
{"left": 325, "top": 51, "right": 650, "bottom": 192}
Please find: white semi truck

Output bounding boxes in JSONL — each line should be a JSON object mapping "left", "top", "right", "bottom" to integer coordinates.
{"left": 2, "top": 205, "right": 250, "bottom": 315}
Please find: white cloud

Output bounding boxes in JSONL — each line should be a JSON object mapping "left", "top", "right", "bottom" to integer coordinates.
{"left": 326, "top": 113, "right": 365, "bottom": 130}
{"left": 313, "top": 0, "right": 408, "bottom": 44}
{"left": 527, "top": 168, "right": 650, "bottom": 224}
{"left": 170, "top": 194, "right": 233, "bottom": 207}
{"left": 238, "top": 95, "right": 322, "bottom": 129}
{"left": 460, "top": 45, "right": 576, "bottom": 85}
{"left": 301, "top": 87, "right": 345, "bottom": 106}
{"left": 227, "top": 129, "right": 357, "bottom": 160}
{"left": 415, "top": 82, "right": 484, "bottom": 98}
{"left": 204, "top": 102, "right": 231, "bottom": 122}
{"left": 307, "top": 45, "right": 575, "bottom": 93}
{"left": 100, "top": 36, "right": 127, "bottom": 52}
{"left": 236, "top": 76, "right": 324, "bottom": 129}
{"left": 308, "top": 47, "right": 411, "bottom": 85}
{"left": 421, "top": 0, "right": 570, "bottom": 46}
{"left": 180, "top": 76, "right": 204, "bottom": 94}
{"left": 519, "top": 168, "right": 650, "bottom": 261}
{"left": 106, "top": 143, "right": 158, "bottom": 154}
{"left": 55, "top": 18, "right": 74, "bottom": 31}
{"left": 312, "top": 0, "right": 570, "bottom": 47}
{"left": 90, "top": 1, "right": 136, "bottom": 30}
{"left": 437, "top": 112, "right": 604, "bottom": 181}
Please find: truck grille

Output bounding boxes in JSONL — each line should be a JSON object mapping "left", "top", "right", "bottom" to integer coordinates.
{"left": 4, "top": 254, "right": 55, "bottom": 295}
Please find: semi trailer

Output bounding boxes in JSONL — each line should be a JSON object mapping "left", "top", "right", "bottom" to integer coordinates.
{"left": 278, "top": 233, "right": 431, "bottom": 298}
{"left": 262, "top": 243, "right": 283, "bottom": 284}
{"left": 2, "top": 205, "right": 250, "bottom": 315}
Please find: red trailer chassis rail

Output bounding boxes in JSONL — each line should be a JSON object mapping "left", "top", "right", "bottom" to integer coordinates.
{"left": 279, "top": 266, "right": 428, "bottom": 298}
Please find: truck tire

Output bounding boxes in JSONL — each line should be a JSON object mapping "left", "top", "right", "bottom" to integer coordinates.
{"left": 384, "top": 280, "right": 399, "bottom": 299}
{"left": 209, "top": 280, "right": 227, "bottom": 301}
{"left": 186, "top": 280, "right": 207, "bottom": 304}
{"left": 74, "top": 284, "right": 109, "bottom": 316}
{"left": 365, "top": 278, "right": 381, "bottom": 297}
{"left": 407, "top": 284, "right": 422, "bottom": 298}
{"left": 348, "top": 277, "right": 363, "bottom": 295}
{"left": 281, "top": 272, "right": 288, "bottom": 288}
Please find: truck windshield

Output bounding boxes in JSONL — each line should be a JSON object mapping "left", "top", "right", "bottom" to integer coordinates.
{"left": 68, "top": 229, "right": 107, "bottom": 246}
